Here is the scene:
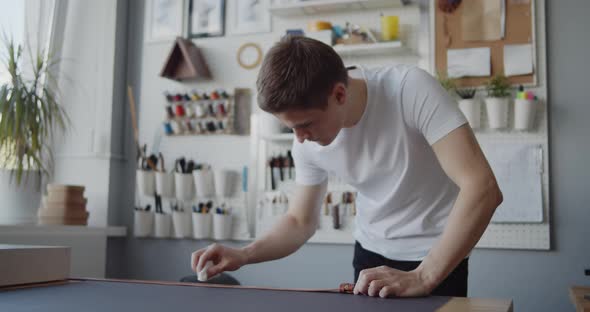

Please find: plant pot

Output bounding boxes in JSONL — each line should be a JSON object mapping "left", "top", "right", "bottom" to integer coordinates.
{"left": 133, "top": 210, "right": 154, "bottom": 237}
{"left": 193, "top": 169, "right": 215, "bottom": 198}
{"left": 155, "top": 172, "right": 175, "bottom": 198}
{"left": 485, "top": 97, "right": 509, "bottom": 129}
{"left": 137, "top": 170, "right": 156, "bottom": 196}
{"left": 0, "top": 170, "right": 42, "bottom": 225}
{"left": 174, "top": 173, "right": 195, "bottom": 201}
{"left": 172, "top": 210, "right": 192, "bottom": 238}
{"left": 192, "top": 212, "right": 212, "bottom": 239}
{"left": 212, "top": 213, "right": 233, "bottom": 240}
{"left": 514, "top": 99, "right": 537, "bottom": 130}
{"left": 154, "top": 213, "right": 172, "bottom": 238}
{"left": 458, "top": 99, "right": 481, "bottom": 129}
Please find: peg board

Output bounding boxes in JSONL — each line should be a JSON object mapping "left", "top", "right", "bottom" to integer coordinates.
{"left": 476, "top": 223, "right": 549, "bottom": 250}
{"left": 432, "top": 0, "right": 551, "bottom": 250}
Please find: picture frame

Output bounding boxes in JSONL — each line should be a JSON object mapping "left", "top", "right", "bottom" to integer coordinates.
{"left": 227, "top": 0, "right": 271, "bottom": 35}
{"left": 145, "top": 0, "right": 185, "bottom": 43}
{"left": 188, "top": 0, "right": 225, "bottom": 38}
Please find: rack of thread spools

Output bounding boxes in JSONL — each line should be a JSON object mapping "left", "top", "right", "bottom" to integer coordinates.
{"left": 134, "top": 148, "right": 250, "bottom": 240}
{"left": 255, "top": 140, "right": 357, "bottom": 244}
{"left": 163, "top": 89, "right": 235, "bottom": 136}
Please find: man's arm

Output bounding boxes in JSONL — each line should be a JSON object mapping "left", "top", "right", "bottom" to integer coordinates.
{"left": 191, "top": 181, "right": 327, "bottom": 276}
{"left": 354, "top": 124, "right": 502, "bottom": 297}
{"left": 242, "top": 181, "right": 327, "bottom": 264}
{"left": 417, "top": 124, "right": 502, "bottom": 291}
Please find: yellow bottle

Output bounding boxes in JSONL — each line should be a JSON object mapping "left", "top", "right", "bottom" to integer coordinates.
{"left": 381, "top": 15, "right": 399, "bottom": 41}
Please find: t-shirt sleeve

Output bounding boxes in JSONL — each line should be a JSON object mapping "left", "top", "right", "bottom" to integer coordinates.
{"left": 291, "top": 140, "right": 328, "bottom": 186}
{"left": 400, "top": 67, "right": 467, "bottom": 145}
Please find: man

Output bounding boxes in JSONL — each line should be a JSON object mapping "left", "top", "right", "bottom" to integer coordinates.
{"left": 190, "top": 36, "right": 502, "bottom": 298}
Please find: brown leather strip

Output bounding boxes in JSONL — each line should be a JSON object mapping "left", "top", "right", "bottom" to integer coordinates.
{"left": 0, "top": 279, "right": 70, "bottom": 291}
{"left": 70, "top": 277, "right": 355, "bottom": 294}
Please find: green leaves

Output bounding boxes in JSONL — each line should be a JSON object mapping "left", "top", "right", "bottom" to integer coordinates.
{"left": 456, "top": 88, "right": 477, "bottom": 99}
{"left": 436, "top": 73, "right": 456, "bottom": 93}
{"left": 0, "top": 38, "right": 69, "bottom": 185}
{"left": 486, "top": 75, "right": 511, "bottom": 98}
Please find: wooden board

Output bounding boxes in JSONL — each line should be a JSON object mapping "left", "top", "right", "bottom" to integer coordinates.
{"left": 569, "top": 286, "right": 590, "bottom": 312}
{"left": 435, "top": 0, "right": 535, "bottom": 87}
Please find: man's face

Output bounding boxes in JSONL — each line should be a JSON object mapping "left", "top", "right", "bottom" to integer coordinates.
{"left": 275, "top": 89, "right": 345, "bottom": 146}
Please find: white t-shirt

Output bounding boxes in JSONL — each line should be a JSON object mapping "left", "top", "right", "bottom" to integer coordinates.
{"left": 292, "top": 65, "right": 467, "bottom": 261}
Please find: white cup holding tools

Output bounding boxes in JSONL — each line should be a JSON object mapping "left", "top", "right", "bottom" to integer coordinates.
{"left": 156, "top": 172, "right": 175, "bottom": 198}
{"left": 192, "top": 212, "right": 212, "bottom": 239}
{"left": 213, "top": 213, "right": 233, "bottom": 240}
{"left": 175, "top": 173, "right": 195, "bottom": 201}
{"left": 137, "top": 170, "right": 156, "bottom": 196}
{"left": 172, "top": 210, "right": 192, "bottom": 238}
{"left": 134, "top": 209, "right": 154, "bottom": 237}
{"left": 194, "top": 168, "right": 215, "bottom": 198}
{"left": 514, "top": 99, "right": 536, "bottom": 130}
{"left": 154, "top": 213, "right": 172, "bottom": 238}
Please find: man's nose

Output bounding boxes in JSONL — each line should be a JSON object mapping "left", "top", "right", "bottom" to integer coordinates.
{"left": 294, "top": 128, "right": 309, "bottom": 143}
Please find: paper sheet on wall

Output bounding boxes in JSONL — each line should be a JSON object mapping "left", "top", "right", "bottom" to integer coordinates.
{"left": 447, "top": 47, "right": 491, "bottom": 78}
{"left": 462, "top": 0, "right": 502, "bottom": 41}
{"left": 480, "top": 143, "right": 543, "bottom": 223}
{"left": 504, "top": 44, "right": 534, "bottom": 76}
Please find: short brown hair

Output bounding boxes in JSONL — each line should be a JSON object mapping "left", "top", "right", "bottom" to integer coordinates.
{"left": 256, "top": 36, "right": 348, "bottom": 113}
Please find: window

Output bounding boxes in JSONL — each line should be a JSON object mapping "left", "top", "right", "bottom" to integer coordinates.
{"left": 0, "top": 0, "right": 56, "bottom": 168}
{"left": 0, "top": 0, "right": 25, "bottom": 85}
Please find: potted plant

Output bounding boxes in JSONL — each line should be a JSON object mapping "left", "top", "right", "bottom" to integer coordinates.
{"left": 437, "top": 73, "right": 456, "bottom": 95}
{"left": 484, "top": 75, "right": 511, "bottom": 129}
{"left": 456, "top": 88, "right": 480, "bottom": 129}
{"left": 0, "top": 39, "right": 69, "bottom": 224}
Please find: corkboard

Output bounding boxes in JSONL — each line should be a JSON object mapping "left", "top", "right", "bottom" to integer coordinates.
{"left": 435, "top": 0, "right": 536, "bottom": 87}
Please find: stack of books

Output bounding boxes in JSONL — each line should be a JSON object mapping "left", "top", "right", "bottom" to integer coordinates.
{"left": 38, "top": 184, "right": 89, "bottom": 225}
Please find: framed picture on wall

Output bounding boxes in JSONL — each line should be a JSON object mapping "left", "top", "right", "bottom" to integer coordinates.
{"left": 188, "top": 0, "right": 225, "bottom": 38}
{"left": 145, "top": 0, "right": 185, "bottom": 43}
{"left": 227, "top": 0, "right": 271, "bottom": 35}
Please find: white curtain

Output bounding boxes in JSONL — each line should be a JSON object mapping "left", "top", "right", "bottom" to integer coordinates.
{"left": 23, "top": 0, "right": 69, "bottom": 85}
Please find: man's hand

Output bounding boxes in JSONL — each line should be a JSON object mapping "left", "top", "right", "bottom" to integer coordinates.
{"left": 353, "top": 266, "right": 434, "bottom": 298}
{"left": 190, "top": 243, "right": 248, "bottom": 280}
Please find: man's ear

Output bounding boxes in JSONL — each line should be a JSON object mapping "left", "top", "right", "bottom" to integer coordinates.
{"left": 333, "top": 82, "right": 347, "bottom": 105}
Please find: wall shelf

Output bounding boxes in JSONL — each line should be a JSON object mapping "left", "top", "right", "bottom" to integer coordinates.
{"left": 270, "top": 0, "right": 408, "bottom": 17}
{"left": 333, "top": 41, "right": 413, "bottom": 57}
{"left": 0, "top": 225, "right": 127, "bottom": 237}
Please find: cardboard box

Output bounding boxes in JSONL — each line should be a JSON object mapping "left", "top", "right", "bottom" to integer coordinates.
{"left": 0, "top": 244, "right": 70, "bottom": 287}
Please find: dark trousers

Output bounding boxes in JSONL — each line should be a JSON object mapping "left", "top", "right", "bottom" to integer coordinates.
{"left": 353, "top": 241, "right": 468, "bottom": 297}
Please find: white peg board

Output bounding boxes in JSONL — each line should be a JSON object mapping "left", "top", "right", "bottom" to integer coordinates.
{"left": 477, "top": 223, "right": 550, "bottom": 250}
{"left": 429, "top": 0, "right": 551, "bottom": 250}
